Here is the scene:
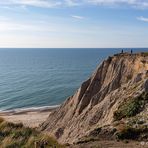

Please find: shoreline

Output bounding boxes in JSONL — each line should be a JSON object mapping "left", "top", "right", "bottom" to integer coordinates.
{"left": 0, "top": 105, "right": 60, "bottom": 115}
{"left": 0, "top": 105, "right": 59, "bottom": 128}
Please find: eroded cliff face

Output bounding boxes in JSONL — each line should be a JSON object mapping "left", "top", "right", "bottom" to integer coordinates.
{"left": 40, "top": 53, "right": 148, "bottom": 144}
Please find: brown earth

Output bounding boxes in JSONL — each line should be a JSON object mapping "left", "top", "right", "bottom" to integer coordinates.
{"left": 40, "top": 52, "right": 148, "bottom": 144}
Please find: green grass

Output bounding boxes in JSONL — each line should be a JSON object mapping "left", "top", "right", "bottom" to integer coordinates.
{"left": 141, "top": 52, "right": 148, "bottom": 56}
{"left": 0, "top": 117, "right": 64, "bottom": 148}
{"left": 113, "top": 92, "right": 148, "bottom": 121}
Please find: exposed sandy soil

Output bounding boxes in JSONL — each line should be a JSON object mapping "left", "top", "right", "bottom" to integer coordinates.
{"left": 0, "top": 109, "right": 147, "bottom": 148}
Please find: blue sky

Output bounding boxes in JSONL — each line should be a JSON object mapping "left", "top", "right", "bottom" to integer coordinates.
{"left": 0, "top": 0, "right": 148, "bottom": 48}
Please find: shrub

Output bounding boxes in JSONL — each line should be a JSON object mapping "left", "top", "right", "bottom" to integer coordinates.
{"left": 0, "top": 119, "right": 64, "bottom": 148}
{"left": 141, "top": 52, "right": 148, "bottom": 56}
{"left": 76, "top": 137, "right": 97, "bottom": 144}
{"left": 116, "top": 126, "right": 148, "bottom": 140}
{"left": 116, "top": 127, "right": 140, "bottom": 140}
{"left": 113, "top": 93, "right": 147, "bottom": 121}
{"left": 114, "top": 99, "right": 142, "bottom": 120}
{"left": 0, "top": 117, "right": 4, "bottom": 124}
{"left": 7, "top": 122, "right": 23, "bottom": 129}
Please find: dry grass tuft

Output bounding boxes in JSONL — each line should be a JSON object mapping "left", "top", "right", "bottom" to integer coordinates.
{"left": 0, "top": 118, "right": 64, "bottom": 147}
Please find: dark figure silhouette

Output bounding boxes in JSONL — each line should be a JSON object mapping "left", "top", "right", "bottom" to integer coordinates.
{"left": 121, "top": 49, "right": 123, "bottom": 53}
{"left": 131, "top": 49, "right": 133, "bottom": 54}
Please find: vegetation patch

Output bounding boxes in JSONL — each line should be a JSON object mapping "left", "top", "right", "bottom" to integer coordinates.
{"left": 89, "top": 127, "right": 102, "bottom": 137}
{"left": 141, "top": 52, "right": 148, "bottom": 56}
{"left": 0, "top": 118, "right": 64, "bottom": 148}
{"left": 116, "top": 125, "right": 148, "bottom": 140}
{"left": 113, "top": 92, "right": 148, "bottom": 121}
{"left": 116, "top": 127, "right": 140, "bottom": 140}
{"left": 76, "top": 137, "right": 98, "bottom": 144}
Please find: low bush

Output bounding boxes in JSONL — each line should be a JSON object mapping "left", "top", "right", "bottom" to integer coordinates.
{"left": 0, "top": 117, "right": 4, "bottom": 124}
{"left": 113, "top": 92, "right": 148, "bottom": 121}
{"left": 141, "top": 52, "right": 148, "bottom": 56}
{"left": 116, "top": 127, "right": 140, "bottom": 140}
{"left": 0, "top": 119, "right": 64, "bottom": 147}
{"left": 116, "top": 126, "right": 148, "bottom": 140}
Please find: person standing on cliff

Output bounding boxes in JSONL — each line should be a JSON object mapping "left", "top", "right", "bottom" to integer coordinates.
{"left": 131, "top": 49, "right": 133, "bottom": 54}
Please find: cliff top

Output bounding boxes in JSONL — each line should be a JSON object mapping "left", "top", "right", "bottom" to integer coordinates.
{"left": 113, "top": 52, "right": 148, "bottom": 57}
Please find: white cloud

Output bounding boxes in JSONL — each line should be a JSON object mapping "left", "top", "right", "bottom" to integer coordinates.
{"left": 0, "top": 0, "right": 148, "bottom": 9}
{"left": 87, "top": 0, "right": 148, "bottom": 8}
{"left": 0, "top": 16, "right": 10, "bottom": 21}
{"left": 64, "top": 0, "right": 81, "bottom": 6}
{"left": 137, "top": 16, "right": 148, "bottom": 22}
{"left": 0, "top": 17, "right": 56, "bottom": 32}
{"left": 71, "top": 15, "right": 85, "bottom": 20}
{"left": 0, "top": 0, "right": 62, "bottom": 8}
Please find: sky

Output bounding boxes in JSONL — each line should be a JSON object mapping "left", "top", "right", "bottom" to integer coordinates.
{"left": 0, "top": 0, "right": 148, "bottom": 48}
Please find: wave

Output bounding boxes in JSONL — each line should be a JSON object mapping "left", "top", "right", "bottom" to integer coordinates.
{"left": 0, "top": 105, "right": 60, "bottom": 114}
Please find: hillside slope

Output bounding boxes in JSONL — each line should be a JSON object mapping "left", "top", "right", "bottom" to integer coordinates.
{"left": 40, "top": 52, "right": 148, "bottom": 144}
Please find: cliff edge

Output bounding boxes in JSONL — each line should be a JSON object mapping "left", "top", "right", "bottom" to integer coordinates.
{"left": 40, "top": 52, "right": 148, "bottom": 144}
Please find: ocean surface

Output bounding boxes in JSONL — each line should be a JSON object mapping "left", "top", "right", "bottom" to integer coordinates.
{"left": 0, "top": 48, "right": 147, "bottom": 111}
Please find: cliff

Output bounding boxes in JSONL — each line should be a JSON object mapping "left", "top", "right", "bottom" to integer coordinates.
{"left": 40, "top": 52, "right": 148, "bottom": 144}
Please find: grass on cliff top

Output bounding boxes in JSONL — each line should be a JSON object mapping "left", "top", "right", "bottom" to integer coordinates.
{"left": 0, "top": 117, "right": 64, "bottom": 148}
{"left": 141, "top": 52, "right": 148, "bottom": 56}
{"left": 113, "top": 92, "right": 148, "bottom": 121}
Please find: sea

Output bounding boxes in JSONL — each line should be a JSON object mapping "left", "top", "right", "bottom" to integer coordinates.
{"left": 0, "top": 48, "right": 147, "bottom": 111}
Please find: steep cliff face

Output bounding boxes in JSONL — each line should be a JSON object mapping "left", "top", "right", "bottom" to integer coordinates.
{"left": 40, "top": 53, "right": 148, "bottom": 144}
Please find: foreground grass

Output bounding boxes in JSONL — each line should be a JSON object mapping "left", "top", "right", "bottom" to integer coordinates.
{"left": 0, "top": 117, "right": 64, "bottom": 148}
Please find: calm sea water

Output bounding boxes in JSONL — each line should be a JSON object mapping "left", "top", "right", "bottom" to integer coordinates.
{"left": 0, "top": 48, "right": 147, "bottom": 111}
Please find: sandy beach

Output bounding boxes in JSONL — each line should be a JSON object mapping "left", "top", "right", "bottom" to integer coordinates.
{"left": 0, "top": 106, "right": 58, "bottom": 128}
